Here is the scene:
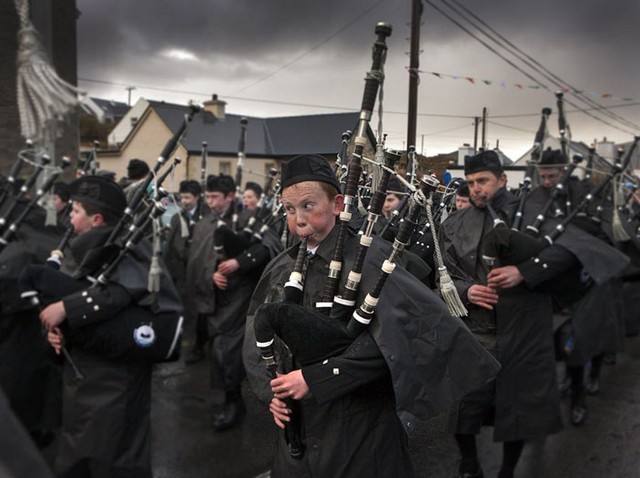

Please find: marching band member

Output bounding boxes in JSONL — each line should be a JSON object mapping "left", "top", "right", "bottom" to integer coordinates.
{"left": 164, "top": 180, "right": 209, "bottom": 364}
{"left": 243, "top": 154, "right": 499, "bottom": 478}
{"left": 242, "top": 181, "right": 262, "bottom": 212}
{"left": 532, "top": 149, "right": 626, "bottom": 425}
{"left": 187, "top": 174, "right": 279, "bottom": 431}
{"left": 39, "top": 175, "right": 175, "bottom": 478}
{"left": 440, "top": 151, "right": 576, "bottom": 478}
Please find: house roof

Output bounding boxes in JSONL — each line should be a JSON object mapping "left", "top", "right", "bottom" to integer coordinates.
{"left": 147, "top": 100, "right": 365, "bottom": 158}
{"left": 512, "top": 138, "right": 592, "bottom": 165}
{"left": 90, "top": 97, "right": 130, "bottom": 120}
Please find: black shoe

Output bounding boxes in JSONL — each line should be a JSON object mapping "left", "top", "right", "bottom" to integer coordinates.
{"left": 570, "top": 395, "right": 588, "bottom": 426}
{"left": 184, "top": 347, "right": 204, "bottom": 364}
{"left": 586, "top": 376, "right": 600, "bottom": 395}
{"left": 603, "top": 353, "right": 616, "bottom": 365}
{"left": 213, "top": 401, "right": 245, "bottom": 431}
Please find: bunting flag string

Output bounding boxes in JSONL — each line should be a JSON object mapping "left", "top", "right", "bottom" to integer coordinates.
{"left": 407, "top": 67, "right": 636, "bottom": 103}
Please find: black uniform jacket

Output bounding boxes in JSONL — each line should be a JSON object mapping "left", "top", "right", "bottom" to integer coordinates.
{"left": 441, "top": 188, "right": 570, "bottom": 441}
{"left": 244, "top": 224, "right": 500, "bottom": 476}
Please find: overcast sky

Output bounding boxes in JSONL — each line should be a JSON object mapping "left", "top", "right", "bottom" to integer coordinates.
{"left": 75, "top": 0, "right": 640, "bottom": 161}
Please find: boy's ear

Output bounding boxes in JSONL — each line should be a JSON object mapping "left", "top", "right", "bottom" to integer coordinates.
{"left": 332, "top": 194, "right": 345, "bottom": 215}
{"left": 91, "top": 213, "right": 106, "bottom": 227}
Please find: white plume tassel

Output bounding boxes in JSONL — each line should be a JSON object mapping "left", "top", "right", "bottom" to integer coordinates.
{"left": 14, "top": 0, "right": 84, "bottom": 143}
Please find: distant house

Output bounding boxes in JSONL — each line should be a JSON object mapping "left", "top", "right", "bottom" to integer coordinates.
{"left": 96, "top": 95, "right": 376, "bottom": 188}
{"left": 81, "top": 97, "right": 130, "bottom": 124}
{"left": 79, "top": 97, "right": 131, "bottom": 152}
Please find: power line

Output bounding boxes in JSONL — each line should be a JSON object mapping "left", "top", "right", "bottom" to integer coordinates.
{"left": 79, "top": 76, "right": 639, "bottom": 123}
{"left": 445, "top": 0, "right": 640, "bottom": 132}
{"left": 228, "top": 0, "right": 388, "bottom": 95}
{"left": 424, "top": 0, "right": 638, "bottom": 136}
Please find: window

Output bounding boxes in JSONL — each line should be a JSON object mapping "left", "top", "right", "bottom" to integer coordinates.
{"left": 220, "top": 161, "right": 231, "bottom": 175}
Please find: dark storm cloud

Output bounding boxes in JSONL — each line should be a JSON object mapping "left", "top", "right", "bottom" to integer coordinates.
{"left": 77, "top": 0, "right": 640, "bottom": 82}
{"left": 75, "top": 0, "right": 640, "bottom": 157}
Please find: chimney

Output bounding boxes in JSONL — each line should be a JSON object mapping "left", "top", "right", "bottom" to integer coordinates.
{"left": 458, "top": 143, "right": 475, "bottom": 166}
{"left": 203, "top": 94, "right": 226, "bottom": 120}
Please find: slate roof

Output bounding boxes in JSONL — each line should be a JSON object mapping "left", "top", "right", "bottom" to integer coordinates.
{"left": 512, "top": 138, "right": 592, "bottom": 165}
{"left": 90, "top": 97, "right": 130, "bottom": 120}
{"left": 148, "top": 100, "right": 364, "bottom": 158}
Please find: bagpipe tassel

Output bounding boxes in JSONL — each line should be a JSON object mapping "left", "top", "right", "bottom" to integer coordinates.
{"left": 148, "top": 255, "right": 162, "bottom": 293}
{"left": 148, "top": 220, "right": 162, "bottom": 293}
{"left": 611, "top": 176, "right": 630, "bottom": 242}
{"left": 438, "top": 265, "right": 468, "bottom": 318}
{"left": 426, "top": 193, "right": 467, "bottom": 317}
{"left": 44, "top": 193, "right": 57, "bottom": 227}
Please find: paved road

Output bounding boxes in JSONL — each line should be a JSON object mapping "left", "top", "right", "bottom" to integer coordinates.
{"left": 151, "top": 334, "right": 640, "bottom": 478}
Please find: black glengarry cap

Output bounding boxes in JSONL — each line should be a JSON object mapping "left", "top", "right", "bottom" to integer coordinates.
{"left": 280, "top": 154, "right": 340, "bottom": 192}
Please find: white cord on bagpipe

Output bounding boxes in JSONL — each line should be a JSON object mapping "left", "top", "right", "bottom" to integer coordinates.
{"left": 425, "top": 193, "right": 468, "bottom": 318}
{"left": 361, "top": 155, "right": 415, "bottom": 193}
{"left": 14, "top": 0, "right": 84, "bottom": 144}
{"left": 148, "top": 168, "right": 163, "bottom": 293}
{"left": 612, "top": 172, "right": 631, "bottom": 242}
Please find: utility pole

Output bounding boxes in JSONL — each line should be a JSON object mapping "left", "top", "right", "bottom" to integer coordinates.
{"left": 473, "top": 116, "right": 480, "bottom": 151}
{"left": 481, "top": 107, "right": 487, "bottom": 150}
{"left": 126, "top": 86, "right": 136, "bottom": 106}
{"left": 406, "top": 0, "right": 423, "bottom": 182}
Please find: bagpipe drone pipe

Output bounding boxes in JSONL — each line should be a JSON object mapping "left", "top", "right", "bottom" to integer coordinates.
{"left": 511, "top": 107, "right": 552, "bottom": 230}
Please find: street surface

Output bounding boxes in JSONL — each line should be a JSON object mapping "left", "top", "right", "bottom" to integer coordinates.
{"left": 150, "top": 334, "right": 640, "bottom": 478}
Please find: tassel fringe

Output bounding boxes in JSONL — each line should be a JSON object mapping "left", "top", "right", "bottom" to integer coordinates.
{"left": 439, "top": 266, "right": 468, "bottom": 318}
{"left": 612, "top": 208, "right": 630, "bottom": 242}
{"left": 15, "top": 0, "right": 83, "bottom": 143}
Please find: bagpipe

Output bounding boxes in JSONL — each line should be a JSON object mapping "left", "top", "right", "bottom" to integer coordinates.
{"left": 198, "top": 140, "right": 208, "bottom": 221}
{"left": 525, "top": 152, "right": 584, "bottom": 236}
{"left": 511, "top": 107, "right": 551, "bottom": 230}
{"left": 18, "top": 103, "right": 201, "bottom": 367}
{"left": 0, "top": 139, "right": 31, "bottom": 211}
{"left": 0, "top": 152, "right": 51, "bottom": 233}
{"left": 0, "top": 154, "right": 71, "bottom": 253}
{"left": 481, "top": 137, "right": 639, "bottom": 306}
{"left": 19, "top": 195, "right": 183, "bottom": 365}
{"left": 212, "top": 168, "right": 280, "bottom": 262}
{"left": 212, "top": 117, "right": 283, "bottom": 263}
{"left": 253, "top": 22, "right": 395, "bottom": 459}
